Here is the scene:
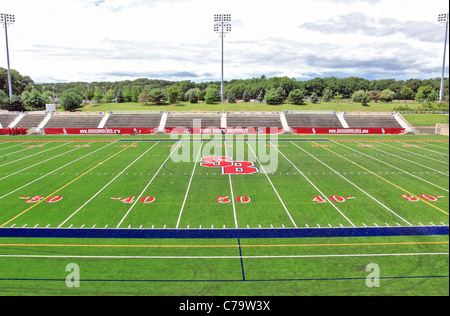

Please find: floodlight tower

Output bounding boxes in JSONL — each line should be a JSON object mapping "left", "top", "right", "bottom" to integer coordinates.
{"left": 214, "top": 14, "right": 232, "bottom": 103}
{"left": 1, "top": 13, "right": 15, "bottom": 99}
{"left": 438, "top": 13, "right": 449, "bottom": 102}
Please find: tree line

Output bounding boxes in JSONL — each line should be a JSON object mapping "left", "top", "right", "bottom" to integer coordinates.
{"left": 0, "top": 67, "right": 448, "bottom": 112}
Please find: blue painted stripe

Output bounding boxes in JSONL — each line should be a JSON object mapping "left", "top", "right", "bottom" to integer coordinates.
{"left": 0, "top": 226, "right": 447, "bottom": 239}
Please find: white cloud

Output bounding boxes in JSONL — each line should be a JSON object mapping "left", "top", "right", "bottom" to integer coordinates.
{"left": 0, "top": 0, "right": 448, "bottom": 83}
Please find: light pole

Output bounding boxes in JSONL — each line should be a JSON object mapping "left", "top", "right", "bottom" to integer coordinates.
{"left": 214, "top": 14, "right": 231, "bottom": 103}
{"left": 438, "top": 13, "right": 449, "bottom": 102}
{"left": 1, "top": 13, "right": 15, "bottom": 99}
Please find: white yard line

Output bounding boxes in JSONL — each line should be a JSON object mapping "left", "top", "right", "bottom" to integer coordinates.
{"left": 272, "top": 142, "right": 355, "bottom": 227}
{"left": 398, "top": 141, "right": 450, "bottom": 156}
{"left": 58, "top": 142, "right": 160, "bottom": 228}
{"left": 333, "top": 141, "right": 449, "bottom": 193}
{"left": 290, "top": 141, "right": 413, "bottom": 226}
{"left": 0, "top": 143, "right": 89, "bottom": 181}
{"left": 0, "top": 252, "right": 446, "bottom": 260}
{"left": 0, "top": 142, "right": 71, "bottom": 168}
{"left": 176, "top": 141, "right": 203, "bottom": 229}
{"left": 0, "top": 142, "right": 27, "bottom": 151}
{"left": 414, "top": 141, "right": 449, "bottom": 151}
{"left": 376, "top": 141, "right": 449, "bottom": 165}
{"left": 224, "top": 140, "right": 238, "bottom": 229}
{"left": 247, "top": 141, "right": 298, "bottom": 228}
{"left": 0, "top": 146, "right": 34, "bottom": 157}
{"left": 354, "top": 141, "right": 449, "bottom": 176}
{"left": 117, "top": 141, "right": 183, "bottom": 228}
{"left": 0, "top": 142, "right": 116, "bottom": 200}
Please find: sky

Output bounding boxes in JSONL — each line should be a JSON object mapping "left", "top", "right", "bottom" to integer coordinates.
{"left": 0, "top": 0, "right": 449, "bottom": 84}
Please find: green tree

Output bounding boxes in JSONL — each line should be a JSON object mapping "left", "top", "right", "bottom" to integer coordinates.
{"left": 265, "top": 88, "right": 284, "bottom": 104}
{"left": 204, "top": 88, "right": 216, "bottom": 104}
{"left": 104, "top": 89, "right": 115, "bottom": 103}
{"left": 5, "top": 95, "right": 25, "bottom": 112}
{"left": 379, "top": 89, "right": 395, "bottom": 102}
{"left": 310, "top": 92, "right": 319, "bottom": 104}
{"left": 415, "top": 88, "right": 426, "bottom": 103}
{"left": 288, "top": 88, "right": 307, "bottom": 105}
{"left": 138, "top": 89, "right": 150, "bottom": 104}
{"left": 123, "top": 87, "right": 133, "bottom": 102}
{"left": 93, "top": 87, "right": 103, "bottom": 102}
{"left": 257, "top": 90, "right": 265, "bottom": 102}
{"left": 400, "top": 86, "right": 414, "bottom": 100}
{"left": 116, "top": 89, "right": 125, "bottom": 103}
{"left": 149, "top": 88, "right": 166, "bottom": 104}
{"left": 61, "top": 92, "right": 82, "bottom": 111}
{"left": 85, "top": 88, "right": 94, "bottom": 101}
{"left": 166, "top": 85, "right": 181, "bottom": 104}
{"left": 185, "top": 88, "right": 200, "bottom": 103}
{"left": 21, "top": 89, "right": 46, "bottom": 110}
{"left": 243, "top": 90, "right": 251, "bottom": 102}
{"left": 227, "top": 91, "right": 237, "bottom": 103}
{"left": 0, "top": 90, "right": 9, "bottom": 109}
{"left": 322, "top": 88, "right": 334, "bottom": 102}
{"left": 352, "top": 90, "right": 371, "bottom": 106}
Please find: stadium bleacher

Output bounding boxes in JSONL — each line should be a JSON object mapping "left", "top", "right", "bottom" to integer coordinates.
{"left": 344, "top": 115, "right": 403, "bottom": 128}
{"left": 165, "top": 114, "right": 222, "bottom": 128}
{"left": 104, "top": 114, "right": 163, "bottom": 128}
{"left": 285, "top": 113, "right": 343, "bottom": 127}
{"left": 226, "top": 114, "right": 283, "bottom": 127}
{"left": 0, "top": 113, "right": 18, "bottom": 128}
{"left": 15, "top": 114, "right": 47, "bottom": 129}
{"left": 44, "top": 114, "right": 104, "bottom": 128}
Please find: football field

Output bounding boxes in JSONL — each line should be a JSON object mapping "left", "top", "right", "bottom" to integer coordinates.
{"left": 0, "top": 135, "right": 448, "bottom": 296}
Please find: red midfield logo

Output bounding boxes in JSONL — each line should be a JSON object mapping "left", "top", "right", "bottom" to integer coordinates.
{"left": 200, "top": 157, "right": 259, "bottom": 175}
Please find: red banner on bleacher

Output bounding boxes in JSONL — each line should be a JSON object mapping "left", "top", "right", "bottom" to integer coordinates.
{"left": 44, "top": 128, "right": 157, "bottom": 135}
{"left": 290, "top": 127, "right": 405, "bottom": 135}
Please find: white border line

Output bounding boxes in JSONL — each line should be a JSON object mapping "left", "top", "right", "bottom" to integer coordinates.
{"left": 247, "top": 141, "right": 298, "bottom": 228}
{"left": 59, "top": 142, "right": 160, "bottom": 228}
{"left": 0, "top": 252, "right": 446, "bottom": 260}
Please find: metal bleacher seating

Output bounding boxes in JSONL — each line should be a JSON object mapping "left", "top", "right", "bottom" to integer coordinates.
{"left": 165, "top": 114, "right": 221, "bottom": 128}
{"left": 44, "top": 115, "right": 104, "bottom": 128}
{"left": 226, "top": 114, "right": 283, "bottom": 127}
{"left": 15, "top": 114, "right": 47, "bottom": 129}
{"left": 285, "top": 113, "right": 343, "bottom": 128}
{"left": 104, "top": 114, "right": 163, "bottom": 128}
{"left": 344, "top": 115, "right": 403, "bottom": 128}
{"left": 0, "top": 113, "right": 18, "bottom": 128}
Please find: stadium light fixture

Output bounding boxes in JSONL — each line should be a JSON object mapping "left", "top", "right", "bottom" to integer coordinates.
{"left": 438, "top": 13, "right": 449, "bottom": 102}
{"left": 214, "top": 14, "right": 232, "bottom": 103}
{"left": 1, "top": 13, "right": 15, "bottom": 99}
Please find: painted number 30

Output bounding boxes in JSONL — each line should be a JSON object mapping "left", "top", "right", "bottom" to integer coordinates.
{"left": 217, "top": 196, "right": 251, "bottom": 204}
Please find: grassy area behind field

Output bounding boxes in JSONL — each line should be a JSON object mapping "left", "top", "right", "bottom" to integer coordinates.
{"left": 76, "top": 100, "right": 426, "bottom": 113}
